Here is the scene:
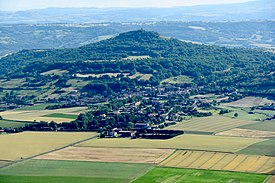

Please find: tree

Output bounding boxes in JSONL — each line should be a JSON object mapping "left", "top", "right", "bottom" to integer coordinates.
{"left": 0, "top": 115, "right": 2, "bottom": 120}
{"left": 234, "top": 112, "right": 238, "bottom": 118}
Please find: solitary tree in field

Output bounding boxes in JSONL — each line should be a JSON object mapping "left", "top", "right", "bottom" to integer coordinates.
{"left": 234, "top": 113, "right": 238, "bottom": 118}
{"left": 0, "top": 115, "right": 3, "bottom": 120}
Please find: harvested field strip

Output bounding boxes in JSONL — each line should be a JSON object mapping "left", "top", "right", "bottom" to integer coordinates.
{"left": 76, "top": 134, "right": 263, "bottom": 153}
{"left": 166, "top": 116, "right": 254, "bottom": 133}
{"left": 160, "top": 150, "right": 275, "bottom": 174}
{"left": 216, "top": 128, "right": 275, "bottom": 138}
{"left": 35, "top": 147, "right": 174, "bottom": 164}
{"left": 238, "top": 139, "right": 275, "bottom": 156}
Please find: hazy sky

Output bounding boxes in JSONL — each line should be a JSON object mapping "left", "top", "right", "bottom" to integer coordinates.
{"left": 0, "top": 0, "right": 256, "bottom": 11}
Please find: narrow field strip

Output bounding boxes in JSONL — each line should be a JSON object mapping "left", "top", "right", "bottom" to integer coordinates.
{"left": 35, "top": 147, "right": 174, "bottom": 164}
{"left": 159, "top": 150, "right": 275, "bottom": 174}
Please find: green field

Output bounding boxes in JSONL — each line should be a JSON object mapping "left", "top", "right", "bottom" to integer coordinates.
{"left": 42, "top": 113, "right": 78, "bottom": 120}
{"left": 0, "top": 120, "right": 28, "bottom": 128}
{"left": 133, "top": 167, "right": 267, "bottom": 183}
{"left": 238, "top": 139, "right": 275, "bottom": 156}
{"left": 161, "top": 75, "right": 193, "bottom": 84}
{"left": 16, "top": 103, "right": 58, "bottom": 111}
{"left": 0, "top": 159, "right": 152, "bottom": 183}
{"left": 0, "top": 175, "right": 127, "bottom": 183}
{"left": 240, "top": 120, "right": 275, "bottom": 132}
{"left": 77, "top": 134, "right": 263, "bottom": 153}
{"left": 166, "top": 115, "right": 254, "bottom": 133}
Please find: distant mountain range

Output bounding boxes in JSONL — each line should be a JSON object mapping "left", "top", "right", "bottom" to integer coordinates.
{"left": 0, "top": 0, "right": 274, "bottom": 24}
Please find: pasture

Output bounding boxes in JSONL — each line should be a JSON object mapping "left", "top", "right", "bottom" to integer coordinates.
{"left": 75, "top": 73, "right": 129, "bottom": 78}
{"left": 161, "top": 75, "right": 193, "bottom": 84}
{"left": 41, "top": 69, "right": 68, "bottom": 76}
{"left": 240, "top": 120, "right": 275, "bottom": 132}
{"left": 0, "top": 132, "right": 97, "bottom": 161}
{"left": 128, "top": 72, "right": 152, "bottom": 81}
{"left": 0, "top": 107, "right": 88, "bottom": 123}
{"left": 160, "top": 150, "right": 275, "bottom": 174}
{"left": 133, "top": 167, "right": 267, "bottom": 183}
{"left": 238, "top": 139, "right": 275, "bottom": 156}
{"left": 35, "top": 147, "right": 174, "bottom": 164}
{"left": 0, "top": 159, "right": 152, "bottom": 183}
{"left": 16, "top": 103, "right": 58, "bottom": 111}
{"left": 166, "top": 116, "right": 254, "bottom": 133}
{"left": 77, "top": 134, "right": 263, "bottom": 153}
{"left": 0, "top": 120, "right": 28, "bottom": 128}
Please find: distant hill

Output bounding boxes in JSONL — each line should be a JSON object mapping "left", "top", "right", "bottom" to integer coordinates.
{"left": 0, "top": 0, "right": 274, "bottom": 24}
{"left": 0, "top": 21, "right": 274, "bottom": 57}
{"left": 0, "top": 30, "right": 274, "bottom": 97}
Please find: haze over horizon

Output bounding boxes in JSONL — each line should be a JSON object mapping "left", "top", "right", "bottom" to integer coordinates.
{"left": 0, "top": 0, "right": 258, "bottom": 11}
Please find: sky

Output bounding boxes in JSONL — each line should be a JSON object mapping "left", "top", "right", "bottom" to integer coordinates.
{"left": 0, "top": 0, "right": 256, "bottom": 11}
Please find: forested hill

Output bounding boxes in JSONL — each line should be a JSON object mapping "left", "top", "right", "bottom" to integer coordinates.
{"left": 0, "top": 30, "right": 275, "bottom": 96}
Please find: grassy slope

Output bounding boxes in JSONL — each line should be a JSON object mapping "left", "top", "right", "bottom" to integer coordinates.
{"left": 133, "top": 167, "right": 267, "bottom": 183}
{"left": 0, "top": 159, "right": 152, "bottom": 182}
{"left": 16, "top": 103, "right": 58, "bottom": 111}
{"left": 238, "top": 139, "right": 275, "bottom": 156}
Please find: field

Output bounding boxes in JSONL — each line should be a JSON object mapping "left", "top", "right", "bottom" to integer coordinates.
{"left": 0, "top": 132, "right": 97, "bottom": 161}
{"left": 160, "top": 150, "right": 275, "bottom": 174}
{"left": 75, "top": 72, "right": 129, "bottom": 78}
{"left": 77, "top": 134, "right": 263, "bottom": 153}
{"left": 166, "top": 116, "right": 254, "bottom": 133}
{"left": 133, "top": 167, "right": 267, "bottom": 183}
{"left": 238, "top": 139, "right": 275, "bottom": 156}
{"left": 16, "top": 103, "right": 58, "bottom": 111}
{"left": 35, "top": 147, "right": 174, "bottom": 164}
{"left": 0, "top": 159, "right": 152, "bottom": 183}
{"left": 42, "top": 113, "right": 78, "bottom": 120}
{"left": 0, "top": 107, "right": 88, "bottom": 123}
{"left": 161, "top": 75, "right": 193, "bottom": 84}
{"left": 216, "top": 128, "right": 275, "bottom": 138}
{"left": 267, "top": 176, "right": 275, "bottom": 183}
{"left": 0, "top": 120, "right": 28, "bottom": 128}
{"left": 41, "top": 69, "right": 68, "bottom": 76}
{"left": 0, "top": 78, "right": 26, "bottom": 89}
{"left": 128, "top": 72, "right": 152, "bottom": 81}
{"left": 240, "top": 120, "right": 275, "bottom": 132}
{"left": 222, "top": 97, "right": 275, "bottom": 108}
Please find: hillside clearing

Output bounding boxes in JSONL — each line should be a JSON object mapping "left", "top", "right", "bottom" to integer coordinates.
{"left": 0, "top": 132, "right": 97, "bottom": 161}
{"left": 35, "top": 147, "right": 174, "bottom": 164}
{"left": 161, "top": 75, "right": 193, "bottom": 84}
{"left": 77, "top": 134, "right": 263, "bottom": 153}
{"left": 160, "top": 150, "right": 275, "bottom": 174}
{"left": 166, "top": 116, "right": 254, "bottom": 133}
{"left": 128, "top": 72, "right": 152, "bottom": 81}
{"left": 133, "top": 167, "right": 267, "bottom": 183}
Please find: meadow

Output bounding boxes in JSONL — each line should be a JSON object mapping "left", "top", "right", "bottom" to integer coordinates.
{"left": 77, "top": 134, "right": 263, "bottom": 153}
{"left": 0, "top": 159, "right": 152, "bottom": 183}
{"left": 0, "top": 132, "right": 97, "bottom": 161}
{"left": 222, "top": 97, "right": 274, "bottom": 108}
{"left": 133, "top": 167, "right": 268, "bottom": 183}
{"left": 166, "top": 115, "right": 254, "bottom": 133}
{"left": 35, "top": 147, "right": 174, "bottom": 164}
{"left": 161, "top": 75, "right": 193, "bottom": 84}
{"left": 238, "top": 139, "right": 275, "bottom": 156}
{"left": 160, "top": 150, "right": 275, "bottom": 174}
{"left": 0, "top": 120, "right": 28, "bottom": 128}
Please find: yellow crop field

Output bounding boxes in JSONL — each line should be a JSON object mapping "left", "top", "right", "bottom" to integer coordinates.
{"left": 35, "top": 147, "right": 174, "bottom": 164}
{"left": 0, "top": 132, "right": 97, "bottom": 161}
{"left": 77, "top": 134, "right": 263, "bottom": 153}
{"left": 166, "top": 116, "right": 254, "bottom": 133}
{"left": 160, "top": 150, "right": 275, "bottom": 174}
{"left": 0, "top": 107, "right": 88, "bottom": 123}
